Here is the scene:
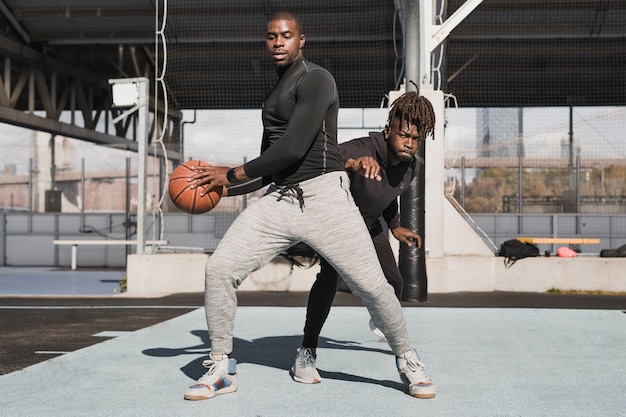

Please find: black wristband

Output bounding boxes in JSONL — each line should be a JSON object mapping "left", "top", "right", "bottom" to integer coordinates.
{"left": 226, "top": 168, "right": 238, "bottom": 184}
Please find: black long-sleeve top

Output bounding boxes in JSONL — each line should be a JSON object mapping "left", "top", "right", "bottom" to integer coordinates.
{"left": 242, "top": 58, "right": 344, "bottom": 186}
{"left": 340, "top": 131, "right": 419, "bottom": 235}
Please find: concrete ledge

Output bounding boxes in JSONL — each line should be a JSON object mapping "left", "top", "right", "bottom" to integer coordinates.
{"left": 429, "top": 255, "right": 626, "bottom": 293}
{"left": 126, "top": 253, "right": 317, "bottom": 295}
{"left": 493, "top": 256, "right": 626, "bottom": 293}
{"left": 127, "top": 253, "right": 208, "bottom": 294}
{"left": 427, "top": 256, "right": 497, "bottom": 293}
{"left": 126, "top": 253, "right": 626, "bottom": 296}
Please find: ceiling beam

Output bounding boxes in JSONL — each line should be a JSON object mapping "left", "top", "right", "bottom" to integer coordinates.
{"left": 11, "top": 7, "right": 153, "bottom": 19}
{"left": 0, "top": 106, "right": 178, "bottom": 160}
{"left": 0, "top": 0, "right": 30, "bottom": 44}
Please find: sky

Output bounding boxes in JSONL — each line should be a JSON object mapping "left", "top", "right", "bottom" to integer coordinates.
{"left": 444, "top": 106, "right": 626, "bottom": 160}
{"left": 1, "top": 106, "right": 625, "bottom": 177}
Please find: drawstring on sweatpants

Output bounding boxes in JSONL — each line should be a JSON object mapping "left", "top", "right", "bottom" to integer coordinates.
{"left": 276, "top": 183, "right": 305, "bottom": 211}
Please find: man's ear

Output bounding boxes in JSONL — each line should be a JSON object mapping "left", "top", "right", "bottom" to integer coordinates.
{"left": 299, "top": 34, "right": 306, "bottom": 49}
{"left": 383, "top": 125, "right": 390, "bottom": 140}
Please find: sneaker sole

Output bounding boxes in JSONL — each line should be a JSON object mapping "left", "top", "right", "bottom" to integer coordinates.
{"left": 411, "top": 391, "right": 436, "bottom": 399}
{"left": 184, "top": 384, "right": 238, "bottom": 400}
{"left": 290, "top": 367, "right": 321, "bottom": 384}
{"left": 400, "top": 374, "right": 436, "bottom": 399}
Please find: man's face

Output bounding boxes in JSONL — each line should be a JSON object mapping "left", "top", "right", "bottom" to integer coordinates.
{"left": 384, "top": 118, "right": 422, "bottom": 164}
{"left": 266, "top": 18, "right": 305, "bottom": 68}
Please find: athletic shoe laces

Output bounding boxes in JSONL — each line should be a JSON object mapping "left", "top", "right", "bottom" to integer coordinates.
{"left": 196, "top": 359, "right": 220, "bottom": 383}
{"left": 404, "top": 356, "right": 431, "bottom": 383}
{"left": 297, "top": 348, "right": 317, "bottom": 368}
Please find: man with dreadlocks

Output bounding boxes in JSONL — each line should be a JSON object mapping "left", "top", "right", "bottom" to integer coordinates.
{"left": 292, "top": 91, "right": 437, "bottom": 399}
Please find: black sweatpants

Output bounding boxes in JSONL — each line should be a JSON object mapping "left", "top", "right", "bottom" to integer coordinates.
{"left": 302, "top": 228, "right": 403, "bottom": 348}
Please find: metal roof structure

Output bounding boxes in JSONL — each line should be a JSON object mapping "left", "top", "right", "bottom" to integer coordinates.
{"left": 0, "top": 1, "right": 623, "bottom": 151}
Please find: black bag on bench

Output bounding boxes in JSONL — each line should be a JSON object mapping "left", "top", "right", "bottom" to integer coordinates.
{"left": 600, "top": 244, "right": 626, "bottom": 258}
{"left": 498, "top": 239, "right": 540, "bottom": 267}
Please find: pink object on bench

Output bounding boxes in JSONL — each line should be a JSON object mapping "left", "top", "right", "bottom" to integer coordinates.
{"left": 557, "top": 246, "right": 577, "bottom": 258}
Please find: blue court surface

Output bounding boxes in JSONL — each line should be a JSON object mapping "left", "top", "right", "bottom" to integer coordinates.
{"left": 0, "top": 267, "right": 125, "bottom": 296}
{"left": 0, "top": 268, "right": 625, "bottom": 417}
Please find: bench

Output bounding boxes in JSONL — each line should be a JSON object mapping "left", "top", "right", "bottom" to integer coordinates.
{"left": 53, "top": 240, "right": 168, "bottom": 270}
{"left": 516, "top": 237, "right": 600, "bottom": 252}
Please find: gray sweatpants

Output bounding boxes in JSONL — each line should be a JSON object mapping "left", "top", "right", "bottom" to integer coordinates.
{"left": 204, "top": 171, "right": 413, "bottom": 356}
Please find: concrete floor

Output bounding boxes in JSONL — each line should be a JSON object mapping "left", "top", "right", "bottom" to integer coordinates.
{"left": 0, "top": 267, "right": 625, "bottom": 417}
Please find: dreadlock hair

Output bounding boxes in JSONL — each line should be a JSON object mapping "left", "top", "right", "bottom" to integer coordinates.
{"left": 387, "top": 91, "right": 436, "bottom": 139}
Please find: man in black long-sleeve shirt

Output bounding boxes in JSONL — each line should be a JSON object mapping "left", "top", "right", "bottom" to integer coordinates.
{"left": 183, "top": 12, "right": 436, "bottom": 401}
{"left": 293, "top": 91, "right": 437, "bottom": 386}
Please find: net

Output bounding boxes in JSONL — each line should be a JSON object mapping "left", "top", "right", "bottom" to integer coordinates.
{"left": 442, "top": 0, "right": 626, "bottom": 217}
{"left": 159, "top": 0, "right": 397, "bottom": 251}
{"left": 1, "top": 0, "right": 624, "bottom": 256}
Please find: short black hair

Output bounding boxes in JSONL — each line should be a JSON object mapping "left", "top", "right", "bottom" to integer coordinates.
{"left": 267, "top": 11, "right": 303, "bottom": 35}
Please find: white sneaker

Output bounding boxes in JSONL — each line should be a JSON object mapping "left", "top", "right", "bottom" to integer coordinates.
{"left": 290, "top": 347, "right": 322, "bottom": 384}
{"left": 396, "top": 349, "right": 436, "bottom": 399}
{"left": 184, "top": 352, "right": 238, "bottom": 400}
{"left": 369, "top": 318, "right": 386, "bottom": 340}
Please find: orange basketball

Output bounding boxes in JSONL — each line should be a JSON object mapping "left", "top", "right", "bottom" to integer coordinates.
{"left": 168, "top": 160, "right": 223, "bottom": 214}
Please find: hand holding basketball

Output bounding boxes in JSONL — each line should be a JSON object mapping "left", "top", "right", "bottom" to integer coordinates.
{"left": 168, "top": 160, "right": 223, "bottom": 214}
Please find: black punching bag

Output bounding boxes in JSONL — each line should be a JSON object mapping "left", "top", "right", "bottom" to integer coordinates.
{"left": 399, "top": 147, "right": 427, "bottom": 302}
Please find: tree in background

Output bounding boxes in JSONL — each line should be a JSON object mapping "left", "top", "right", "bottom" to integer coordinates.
{"left": 458, "top": 166, "right": 626, "bottom": 213}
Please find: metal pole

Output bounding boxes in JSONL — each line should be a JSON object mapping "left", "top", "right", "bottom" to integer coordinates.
{"left": 576, "top": 154, "right": 581, "bottom": 234}
{"left": 568, "top": 105, "right": 574, "bottom": 190}
{"left": 404, "top": 0, "right": 420, "bottom": 85}
{"left": 28, "top": 158, "right": 33, "bottom": 216}
{"left": 398, "top": 0, "right": 482, "bottom": 301}
{"left": 157, "top": 156, "right": 166, "bottom": 240}
{"left": 181, "top": 109, "right": 197, "bottom": 164}
{"left": 126, "top": 156, "right": 131, "bottom": 241}
{"left": 242, "top": 157, "right": 248, "bottom": 210}
{"left": 517, "top": 107, "right": 524, "bottom": 158}
{"left": 80, "top": 158, "right": 85, "bottom": 230}
{"left": 518, "top": 155, "right": 523, "bottom": 214}
{"left": 461, "top": 156, "right": 466, "bottom": 209}
{"left": 49, "top": 134, "right": 56, "bottom": 192}
{"left": 399, "top": 0, "right": 427, "bottom": 302}
{"left": 136, "top": 78, "right": 150, "bottom": 254}
{"left": 518, "top": 107, "right": 524, "bottom": 217}
{"left": 576, "top": 154, "right": 580, "bottom": 213}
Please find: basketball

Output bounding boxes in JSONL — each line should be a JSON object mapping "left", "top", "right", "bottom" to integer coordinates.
{"left": 168, "top": 160, "right": 223, "bottom": 214}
